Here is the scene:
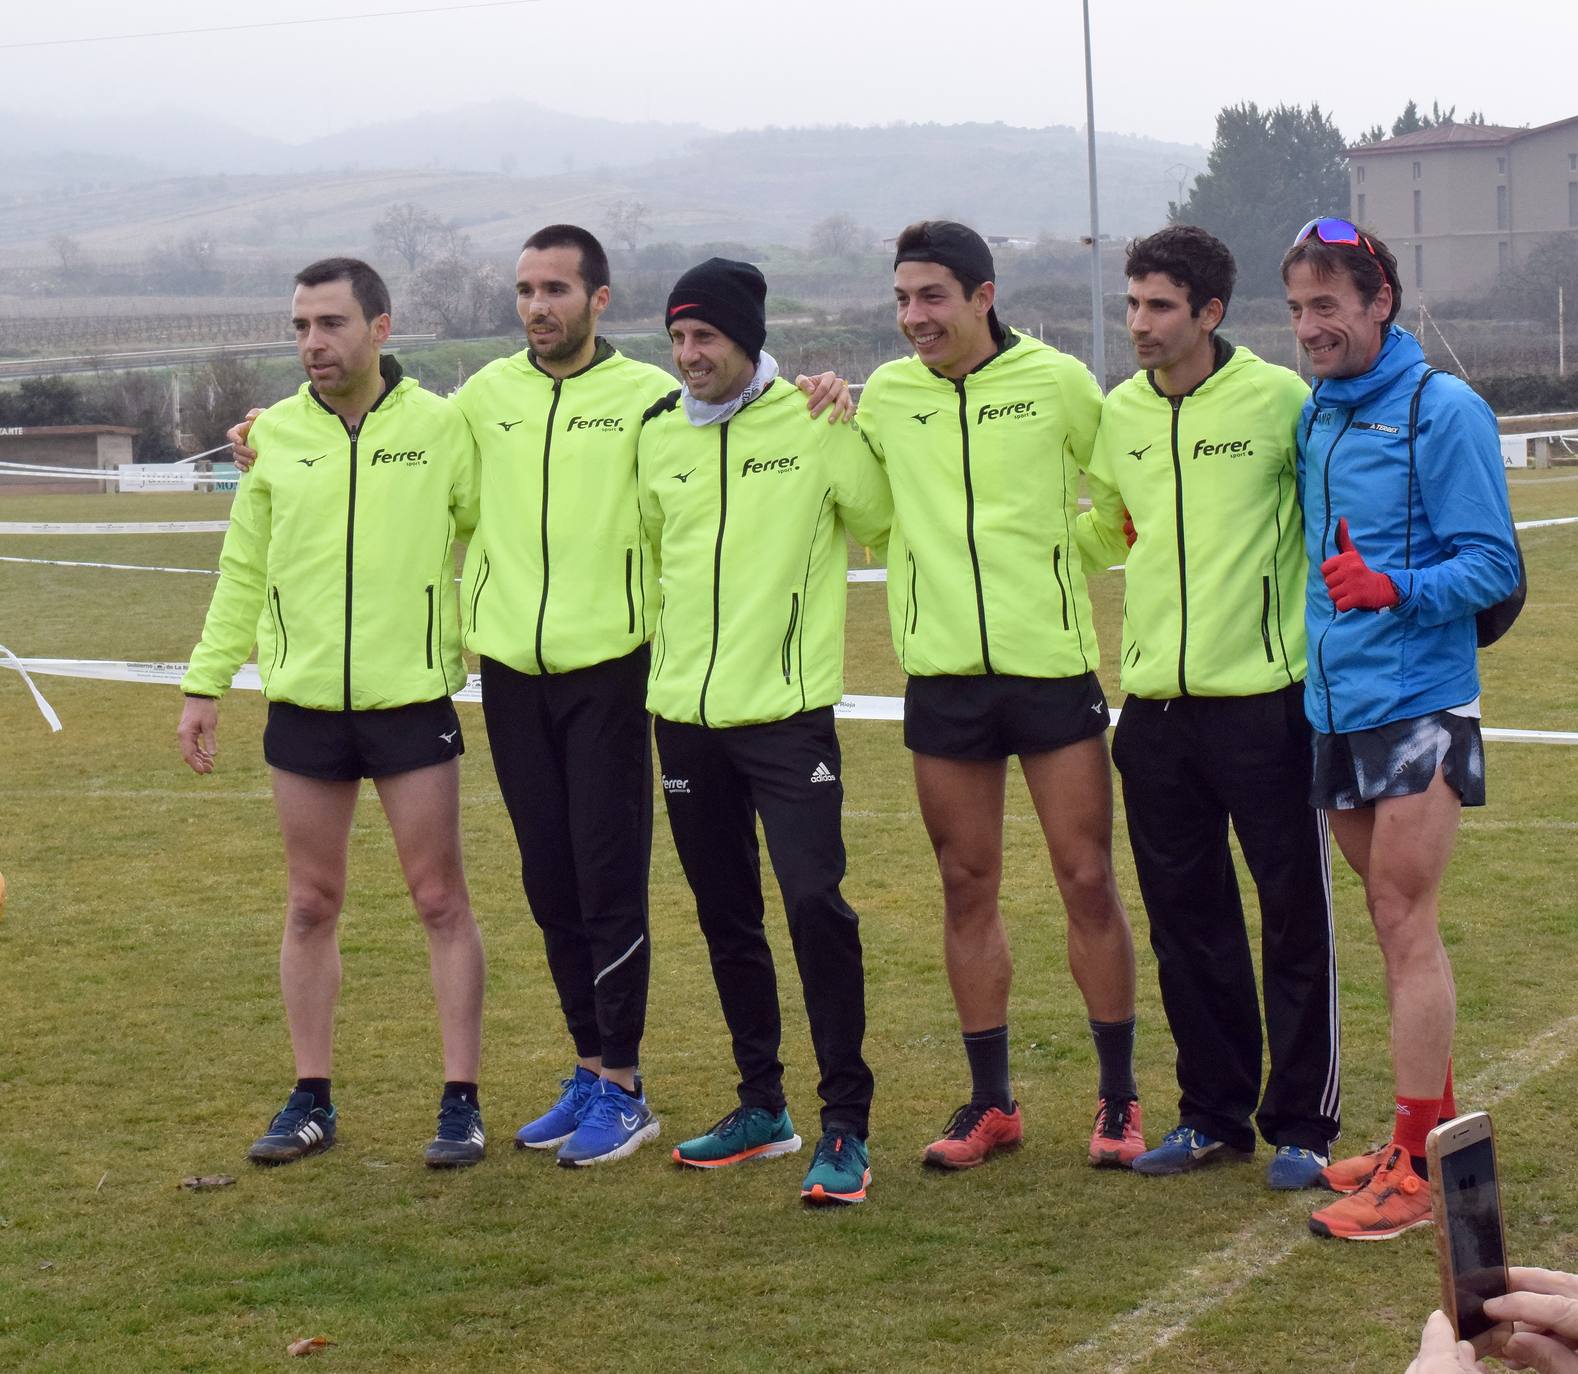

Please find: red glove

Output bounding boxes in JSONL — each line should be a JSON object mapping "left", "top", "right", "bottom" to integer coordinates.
{"left": 1121, "top": 510, "right": 1137, "bottom": 548}
{"left": 1321, "top": 517, "right": 1399, "bottom": 612}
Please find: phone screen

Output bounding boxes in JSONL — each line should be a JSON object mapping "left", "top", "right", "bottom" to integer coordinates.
{"left": 1440, "top": 1136, "right": 1507, "bottom": 1341}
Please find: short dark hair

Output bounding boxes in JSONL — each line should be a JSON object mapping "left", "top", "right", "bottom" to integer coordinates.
{"left": 893, "top": 219, "right": 1004, "bottom": 344}
{"left": 293, "top": 257, "right": 390, "bottom": 323}
{"left": 522, "top": 224, "right": 610, "bottom": 293}
{"left": 1280, "top": 223, "right": 1401, "bottom": 328}
{"left": 1125, "top": 225, "right": 1236, "bottom": 323}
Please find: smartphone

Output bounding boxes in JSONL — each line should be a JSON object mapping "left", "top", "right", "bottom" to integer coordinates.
{"left": 1427, "top": 1112, "right": 1512, "bottom": 1355}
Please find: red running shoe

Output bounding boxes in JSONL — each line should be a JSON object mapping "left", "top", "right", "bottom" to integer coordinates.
{"left": 922, "top": 1101, "right": 1023, "bottom": 1170}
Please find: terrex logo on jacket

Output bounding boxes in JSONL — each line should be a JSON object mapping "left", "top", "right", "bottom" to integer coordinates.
{"left": 181, "top": 358, "right": 479, "bottom": 711}
{"left": 637, "top": 378, "right": 892, "bottom": 729}
{"left": 854, "top": 331, "right": 1103, "bottom": 679}
{"left": 1077, "top": 340, "right": 1310, "bottom": 701}
{"left": 453, "top": 340, "right": 675, "bottom": 676}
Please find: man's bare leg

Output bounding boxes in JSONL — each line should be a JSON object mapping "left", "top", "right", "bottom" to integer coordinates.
{"left": 374, "top": 758, "right": 484, "bottom": 1084}
{"left": 272, "top": 768, "right": 360, "bottom": 1078}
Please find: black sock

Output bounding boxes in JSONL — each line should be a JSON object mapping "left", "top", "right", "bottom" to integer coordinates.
{"left": 1089, "top": 1017, "right": 1138, "bottom": 1102}
{"left": 443, "top": 1081, "right": 479, "bottom": 1107}
{"left": 295, "top": 1077, "right": 331, "bottom": 1111}
{"left": 963, "top": 1026, "right": 1013, "bottom": 1111}
{"left": 1411, "top": 1152, "right": 1430, "bottom": 1180}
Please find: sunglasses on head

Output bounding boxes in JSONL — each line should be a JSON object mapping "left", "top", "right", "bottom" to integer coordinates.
{"left": 1294, "top": 217, "right": 1378, "bottom": 256}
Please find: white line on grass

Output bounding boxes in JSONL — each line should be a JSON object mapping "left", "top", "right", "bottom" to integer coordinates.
{"left": 1059, "top": 1013, "right": 1578, "bottom": 1374}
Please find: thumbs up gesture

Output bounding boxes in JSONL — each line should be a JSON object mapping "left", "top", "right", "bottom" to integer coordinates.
{"left": 1321, "top": 517, "right": 1399, "bottom": 612}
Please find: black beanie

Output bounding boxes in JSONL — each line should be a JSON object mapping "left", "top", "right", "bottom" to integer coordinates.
{"left": 666, "top": 258, "right": 767, "bottom": 363}
{"left": 892, "top": 220, "right": 996, "bottom": 286}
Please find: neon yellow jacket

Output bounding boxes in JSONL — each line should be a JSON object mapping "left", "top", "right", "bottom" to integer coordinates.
{"left": 1075, "top": 341, "right": 1309, "bottom": 699}
{"left": 183, "top": 358, "right": 479, "bottom": 708}
{"left": 856, "top": 331, "right": 1104, "bottom": 678}
{"left": 638, "top": 379, "right": 892, "bottom": 727}
{"left": 454, "top": 340, "right": 674, "bottom": 674}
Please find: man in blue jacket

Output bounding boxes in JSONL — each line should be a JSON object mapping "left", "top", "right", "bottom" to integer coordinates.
{"left": 1281, "top": 219, "right": 1519, "bottom": 1242}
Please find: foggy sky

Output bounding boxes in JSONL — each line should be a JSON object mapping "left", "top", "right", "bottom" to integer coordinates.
{"left": 4, "top": 0, "right": 1573, "bottom": 149}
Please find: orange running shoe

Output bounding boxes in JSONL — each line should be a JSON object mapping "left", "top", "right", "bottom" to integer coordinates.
{"left": 1088, "top": 1096, "right": 1146, "bottom": 1167}
{"left": 1320, "top": 1145, "right": 1389, "bottom": 1194}
{"left": 1308, "top": 1147, "right": 1433, "bottom": 1240}
{"left": 921, "top": 1101, "right": 1023, "bottom": 1170}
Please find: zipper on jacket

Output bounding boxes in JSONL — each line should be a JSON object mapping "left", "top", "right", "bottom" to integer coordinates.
{"left": 1052, "top": 544, "right": 1070, "bottom": 631}
{"left": 624, "top": 548, "right": 636, "bottom": 635}
{"left": 534, "top": 380, "right": 564, "bottom": 674}
{"left": 469, "top": 550, "right": 491, "bottom": 629}
{"left": 780, "top": 592, "right": 800, "bottom": 684}
{"left": 1313, "top": 411, "right": 1358, "bottom": 733}
{"left": 1258, "top": 576, "right": 1275, "bottom": 663}
{"left": 697, "top": 422, "right": 730, "bottom": 726}
{"left": 342, "top": 421, "right": 359, "bottom": 710}
{"left": 955, "top": 379, "right": 993, "bottom": 674}
{"left": 1168, "top": 396, "right": 1189, "bottom": 696}
{"left": 270, "top": 585, "right": 288, "bottom": 672}
{"left": 424, "top": 584, "right": 435, "bottom": 670}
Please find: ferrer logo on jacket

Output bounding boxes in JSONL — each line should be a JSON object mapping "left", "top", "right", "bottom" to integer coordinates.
{"left": 1191, "top": 437, "right": 1254, "bottom": 460}
{"left": 565, "top": 415, "right": 625, "bottom": 433}
{"left": 740, "top": 454, "right": 800, "bottom": 477}
{"left": 977, "top": 399, "right": 1038, "bottom": 424}
{"left": 370, "top": 447, "right": 428, "bottom": 466}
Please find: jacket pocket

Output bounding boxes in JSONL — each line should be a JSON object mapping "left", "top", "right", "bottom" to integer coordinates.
{"left": 269, "top": 585, "right": 289, "bottom": 672}
{"left": 1052, "top": 545, "right": 1070, "bottom": 631}
{"left": 624, "top": 547, "right": 636, "bottom": 635}
{"left": 468, "top": 551, "right": 490, "bottom": 631}
{"left": 781, "top": 592, "right": 800, "bottom": 684}
{"left": 425, "top": 584, "right": 435, "bottom": 670}
{"left": 1259, "top": 575, "right": 1274, "bottom": 663}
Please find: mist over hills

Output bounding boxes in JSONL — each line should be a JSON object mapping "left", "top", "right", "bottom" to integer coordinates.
{"left": 0, "top": 101, "right": 1205, "bottom": 257}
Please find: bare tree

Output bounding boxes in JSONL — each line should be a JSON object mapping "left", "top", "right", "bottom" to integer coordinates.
{"left": 47, "top": 233, "right": 85, "bottom": 274}
{"left": 605, "top": 199, "right": 650, "bottom": 253}
{"left": 809, "top": 212, "right": 864, "bottom": 260}
{"left": 374, "top": 202, "right": 448, "bottom": 272}
{"left": 411, "top": 255, "right": 500, "bottom": 338}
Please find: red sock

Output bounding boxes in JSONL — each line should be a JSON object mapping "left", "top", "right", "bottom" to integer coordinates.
{"left": 1393, "top": 1095, "right": 1440, "bottom": 1162}
{"left": 1439, "top": 1060, "right": 1456, "bottom": 1121}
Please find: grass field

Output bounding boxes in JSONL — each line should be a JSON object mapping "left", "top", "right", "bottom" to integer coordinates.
{"left": 1, "top": 476, "right": 1575, "bottom": 1373}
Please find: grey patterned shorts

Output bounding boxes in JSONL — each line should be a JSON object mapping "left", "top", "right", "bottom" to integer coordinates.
{"left": 1311, "top": 710, "right": 1486, "bottom": 811}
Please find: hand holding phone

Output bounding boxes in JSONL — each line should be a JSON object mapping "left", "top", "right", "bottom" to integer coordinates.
{"left": 1427, "top": 1112, "right": 1511, "bottom": 1356}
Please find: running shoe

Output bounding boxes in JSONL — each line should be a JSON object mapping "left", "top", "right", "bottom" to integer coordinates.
{"left": 514, "top": 1067, "right": 599, "bottom": 1150}
{"left": 1131, "top": 1125, "right": 1244, "bottom": 1176}
{"left": 424, "top": 1095, "right": 485, "bottom": 1168}
{"left": 673, "top": 1106, "right": 802, "bottom": 1168}
{"left": 1320, "top": 1145, "right": 1389, "bottom": 1194}
{"left": 801, "top": 1130, "right": 870, "bottom": 1205}
{"left": 922, "top": 1101, "right": 1023, "bottom": 1170}
{"left": 1088, "top": 1096, "right": 1146, "bottom": 1168}
{"left": 1266, "top": 1145, "right": 1330, "bottom": 1190}
{"left": 1308, "top": 1146, "right": 1432, "bottom": 1240}
{"left": 557, "top": 1080, "right": 659, "bottom": 1167}
{"left": 247, "top": 1090, "right": 336, "bottom": 1164}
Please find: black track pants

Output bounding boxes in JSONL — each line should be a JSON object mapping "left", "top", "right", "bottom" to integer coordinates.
{"left": 655, "top": 708, "right": 873, "bottom": 1136}
{"left": 1111, "top": 685, "right": 1340, "bottom": 1152}
{"left": 481, "top": 649, "right": 653, "bottom": 1071}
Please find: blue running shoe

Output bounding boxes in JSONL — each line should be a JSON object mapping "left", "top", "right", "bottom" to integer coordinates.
{"left": 1267, "top": 1145, "right": 1331, "bottom": 1190}
{"left": 556, "top": 1080, "right": 659, "bottom": 1167}
{"left": 800, "top": 1130, "right": 870, "bottom": 1205}
{"left": 515, "top": 1066, "right": 598, "bottom": 1150}
{"left": 1132, "top": 1125, "right": 1243, "bottom": 1176}
{"left": 247, "top": 1090, "right": 336, "bottom": 1164}
{"left": 425, "top": 1094, "right": 485, "bottom": 1168}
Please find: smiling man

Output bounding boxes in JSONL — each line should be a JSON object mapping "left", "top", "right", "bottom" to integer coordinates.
{"left": 1076, "top": 225, "right": 1340, "bottom": 1190}
{"left": 638, "top": 257, "right": 891, "bottom": 1205}
{"left": 1282, "top": 219, "right": 1519, "bottom": 1241}
{"left": 179, "top": 257, "right": 486, "bottom": 1169}
{"left": 854, "top": 220, "right": 1145, "bottom": 1174}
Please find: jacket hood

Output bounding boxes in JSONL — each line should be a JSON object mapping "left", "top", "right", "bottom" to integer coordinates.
{"left": 1308, "top": 324, "right": 1423, "bottom": 410}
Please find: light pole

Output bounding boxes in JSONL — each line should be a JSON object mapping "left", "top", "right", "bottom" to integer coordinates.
{"left": 1081, "top": 0, "right": 1105, "bottom": 388}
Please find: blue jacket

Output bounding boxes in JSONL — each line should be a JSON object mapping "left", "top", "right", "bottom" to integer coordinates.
{"left": 1297, "top": 326, "right": 1519, "bottom": 734}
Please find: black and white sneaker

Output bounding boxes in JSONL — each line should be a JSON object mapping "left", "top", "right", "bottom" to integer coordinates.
{"left": 247, "top": 1090, "right": 337, "bottom": 1164}
{"left": 424, "top": 1095, "right": 485, "bottom": 1168}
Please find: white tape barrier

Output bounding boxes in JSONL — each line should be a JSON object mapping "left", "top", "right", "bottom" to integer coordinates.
{"left": 0, "top": 521, "right": 230, "bottom": 534}
{"left": 0, "top": 644, "right": 62, "bottom": 732}
{"left": 5, "top": 656, "right": 1575, "bottom": 744}
{"left": 0, "top": 555, "right": 218, "bottom": 575}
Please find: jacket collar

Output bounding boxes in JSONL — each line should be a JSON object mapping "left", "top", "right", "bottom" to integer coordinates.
{"left": 309, "top": 352, "right": 403, "bottom": 418}
{"left": 526, "top": 335, "right": 616, "bottom": 381}
{"left": 1308, "top": 324, "right": 1424, "bottom": 410}
{"left": 1145, "top": 333, "right": 1235, "bottom": 400}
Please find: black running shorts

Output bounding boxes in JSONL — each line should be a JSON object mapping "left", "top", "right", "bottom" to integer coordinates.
{"left": 1310, "top": 709, "right": 1485, "bottom": 810}
{"left": 263, "top": 697, "right": 464, "bottom": 781}
{"left": 904, "top": 671, "right": 1110, "bottom": 761}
